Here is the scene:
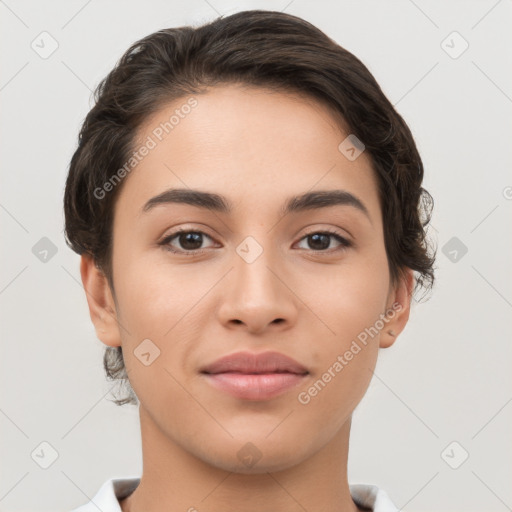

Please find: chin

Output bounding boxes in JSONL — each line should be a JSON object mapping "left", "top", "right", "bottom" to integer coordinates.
{"left": 197, "top": 437, "right": 311, "bottom": 475}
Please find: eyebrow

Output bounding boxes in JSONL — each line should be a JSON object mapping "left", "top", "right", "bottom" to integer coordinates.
{"left": 141, "top": 188, "right": 371, "bottom": 223}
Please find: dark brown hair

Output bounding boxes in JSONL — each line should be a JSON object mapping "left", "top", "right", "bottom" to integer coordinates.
{"left": 63, "top": 10, "right": 436, "bottom": 406}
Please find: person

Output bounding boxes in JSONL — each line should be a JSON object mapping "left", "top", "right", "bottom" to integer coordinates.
{"left": 64, "top": 9, "right": 436, "bottom": 512}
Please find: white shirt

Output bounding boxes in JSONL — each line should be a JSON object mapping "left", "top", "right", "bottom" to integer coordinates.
{"left": 70, "top": 477, "right": 399, "bottom": 512}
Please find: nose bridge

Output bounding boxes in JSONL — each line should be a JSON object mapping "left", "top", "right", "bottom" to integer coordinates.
{"left": 232, "top": 233, "right": 284, "bottom": 303}
{"left": 216, "top": 231, "right": 297, "bottom": 331}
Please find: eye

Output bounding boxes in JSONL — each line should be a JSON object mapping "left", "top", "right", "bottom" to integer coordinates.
{"left": 159, "top": 228, "right": 353, "bottom": 256}
{"left": 295, "top": 230, "right": 352, "bottom": 252}
{"left": 159, "top": 229, "right": 216, "bottom": 254}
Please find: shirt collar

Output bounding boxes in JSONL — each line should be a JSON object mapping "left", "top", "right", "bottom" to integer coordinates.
{"left": 78, "top": 477, "right": 399, "bottom": 512}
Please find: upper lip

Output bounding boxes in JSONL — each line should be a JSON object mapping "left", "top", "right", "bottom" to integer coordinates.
{"left": 200, "top": 351, "right": 309, "bottom": 375}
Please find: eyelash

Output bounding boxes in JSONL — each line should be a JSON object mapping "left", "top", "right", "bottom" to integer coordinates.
{"left": 159, "top": 228, "right": 353, "bottom": 256}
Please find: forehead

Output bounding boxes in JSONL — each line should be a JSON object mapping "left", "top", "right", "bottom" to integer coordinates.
{"left": 115, "top": 83, "right": 381, "bottom": 225}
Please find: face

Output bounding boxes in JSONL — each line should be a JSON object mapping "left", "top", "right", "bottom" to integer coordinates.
{"left": 83, "top": 83, "right": 412, "bottom": 474}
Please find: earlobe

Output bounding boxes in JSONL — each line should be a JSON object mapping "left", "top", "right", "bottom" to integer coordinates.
{"left": 80, "top": 254, "right": 122, "bottom": 347}
{"left": 380, "top": 269, "right": 415, "bottom": 349}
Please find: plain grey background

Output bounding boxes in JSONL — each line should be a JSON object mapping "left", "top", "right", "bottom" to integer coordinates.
{"left": 1, "top": 1, "right": 511, "bottom": 511}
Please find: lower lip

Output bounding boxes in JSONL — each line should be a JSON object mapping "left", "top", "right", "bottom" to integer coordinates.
{"left": 202, "top": 372, "right": 307, "bottom": 400}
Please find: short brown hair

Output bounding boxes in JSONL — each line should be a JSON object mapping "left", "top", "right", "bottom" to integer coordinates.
{"left": 63, "top": 10, "right": 436, "bottom": 406}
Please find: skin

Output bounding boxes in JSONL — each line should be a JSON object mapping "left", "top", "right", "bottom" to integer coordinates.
{"left": 81, "top": 83, "right": 414, "bottom": 512}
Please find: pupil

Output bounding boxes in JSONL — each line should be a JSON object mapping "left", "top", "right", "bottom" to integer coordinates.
{"left": 181, "top": 232, "right": 202, "bottom": 250}
{"left": 310, "top": 233, "right": 329, "bottom": 250}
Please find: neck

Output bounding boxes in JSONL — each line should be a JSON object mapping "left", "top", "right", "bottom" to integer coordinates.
{"left": 120, "top": 406, "right": 363, "bottom": 512}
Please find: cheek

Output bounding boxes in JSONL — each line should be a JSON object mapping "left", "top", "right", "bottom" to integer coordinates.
{"left": 113, "top": 253, "right": 210, "bottom": 378}
{"left": 113, "top": 248, "right": 192, "bottom": 331}
{"left": 279, "top": 256, "right": 388, "bottom": 426}
{"left": 297, "top": 282, "right": 385, "bottom": 437}
{"left": 300, "top": 249, "right": 389, "bottom": 398}
{"left": 302, "top": 248, "right": 390, "bottom": 340}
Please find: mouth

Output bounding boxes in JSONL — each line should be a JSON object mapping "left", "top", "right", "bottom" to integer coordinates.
{"left": 200, "top": 351, "right": 309, "bottom": 401}
{"left": 201, "top": 371, "right": 308, "bottom": 401}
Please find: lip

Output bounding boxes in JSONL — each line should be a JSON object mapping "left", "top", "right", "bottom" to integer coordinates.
{"left": 200, "top": 351, "right": 309, "bottom": 401}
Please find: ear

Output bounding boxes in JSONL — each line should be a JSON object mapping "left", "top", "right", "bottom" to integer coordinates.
{"left": 379, "top": 268, "right": 415, "bottom": 349}
{"left": 80, "top": 254, "right": 122, "bottom": 347}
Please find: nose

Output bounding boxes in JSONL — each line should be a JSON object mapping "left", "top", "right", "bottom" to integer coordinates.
{"left": 216, "top": 242, "right": 299, "bottom": 334}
